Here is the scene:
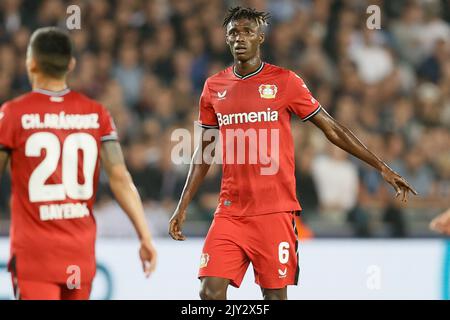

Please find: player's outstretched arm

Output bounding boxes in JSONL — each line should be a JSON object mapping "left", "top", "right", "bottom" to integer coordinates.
{"left": 169, "top": 128, "right": 217, "bottom": 241}
{"left": 101, "top": 140, "right": 157, "bottom": 277}
{"left": 310, "top": 109, "right": 418, "bottom": 202}
{"left": 0, "top": 150, "right": 9, "bottom": 180}
{"left": 430, "top": 208, "right": 450, "bottom": 235}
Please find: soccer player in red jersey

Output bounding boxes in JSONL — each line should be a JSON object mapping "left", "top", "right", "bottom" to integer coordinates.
{"left": 169, "top": 7, "right": 418, "bottom": 300}
{"left": 0, "top": 27, "right": 157, "bottom": 300}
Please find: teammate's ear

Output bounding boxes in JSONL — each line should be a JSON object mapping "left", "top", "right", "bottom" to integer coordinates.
{"left": 68, "top": 58, "right": 76, "bottom": 74}
{"left": 28, "top": 57, "right": 38, "bottom": 74}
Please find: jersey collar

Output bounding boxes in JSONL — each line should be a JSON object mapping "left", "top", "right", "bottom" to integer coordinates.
{"left": 233, "top": 62, "right": 265, "bottom": 80}
{"left": 33, "top": 88, "right": 71, "bottom": 97}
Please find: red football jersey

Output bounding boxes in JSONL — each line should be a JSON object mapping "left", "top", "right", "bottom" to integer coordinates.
{"left": 0, "top": 88, "right": 117, "bottom": 283}
{"left": 198, "top": 62, "right": 321, "bottom": 216}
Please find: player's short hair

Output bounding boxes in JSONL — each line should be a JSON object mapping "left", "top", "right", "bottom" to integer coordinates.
{"left": 29, "top": 27, "right": 73, "bottom": 79}
{"left": 222, "top": 6, "right": 270, "bottom": 29}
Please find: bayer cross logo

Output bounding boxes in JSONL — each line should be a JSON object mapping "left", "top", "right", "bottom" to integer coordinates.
{"left": 259, "top": 84, "right": 277, "bottom": 99}
{"left": 199, "top": 253, "right": 210, "bottom": 268}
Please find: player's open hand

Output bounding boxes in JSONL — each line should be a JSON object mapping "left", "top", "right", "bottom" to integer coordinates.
{"left": 169, "top": 209, "right": 187, "bottom": 241}
{"left": 381, "top": 166, "right": 418, "bottom": 202}
{"left": 139, "top": 240, "right": 157, "bottom": 278}
{"left": 430, "top": 208, "right": 450, "bottom": 235}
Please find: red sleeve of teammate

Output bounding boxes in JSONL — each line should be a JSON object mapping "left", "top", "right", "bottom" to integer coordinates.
{"left": 98, "top": 104, "right": 118, "bottom": 143}
{"left": 0, "top": 102, "right": 18, "bottom": 151}
{"left": 198, "top": 80, "right": 219, "bottom": 128}
{"left": 286, "top": 71, "right": 322, "bottom": 121}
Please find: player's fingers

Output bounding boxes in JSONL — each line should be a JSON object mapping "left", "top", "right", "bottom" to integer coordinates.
{"left": 174, "top": 219, "right": 186, "bottom": 240}
{"left": 429, "top": 221, "right": 437, "bottom": 231}
{"left": 431, "top": 217, "right": 447, "bottom": 233}
{"left": 403, "top": 180, "right": 418, "bottom": 195}
{"left": 142, "top": 250, "right": 157, "bottom": 277}
{"left": 168, "top": 220, "right": 180, "bottom": 240}
{"left": 400, "top": 179, "right": 418, "bottom": 196}
{"left": 169, "top": 217, "right": 186, "bottom": 240}
{"left": 143, "top": 261, "right": 152, "bottom": 277}
{"left": 430, "top": 217, "right": 438, "bottom": 229}
{"left": 168, "top": 228, "right": 176, "bottom": 240}
{"left": 402, "top": 188, "right": 407, "bottom": 202}
{"left": 142, "top": 260, "right": 150, "bottom": 277}
{"left": 149, "top": 258, "right": 157, "bottom": 274}
{"left": 433, "top": 223, "right": 445, "bottom": 233}
{"left": 176, "top": 231, "right": 186, "bottom": 241}
{"left": 393, "top": 184, "right": 401, "bottom": 198}
{"left": 442, "top": 214, "right": 450, "bottom": 224}
{"left": 435, "top": 215, "right": 450, "bottom": 226}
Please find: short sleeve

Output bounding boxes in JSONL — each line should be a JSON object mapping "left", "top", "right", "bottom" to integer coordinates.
{"left": 286, "top": 71, "right": 322, "bottom": 121}
{"left": 0, "top": 102, "right": 17, "bottom": 151}
{"left": 197, "top": 80, "right": 219, "bottom": 129}
{"left": 99, "top": 105, "right": 118, "bottom": 143}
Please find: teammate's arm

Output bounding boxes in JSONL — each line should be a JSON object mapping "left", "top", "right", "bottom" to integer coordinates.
{"left": 101, "top": 140, "right": 157, "bottom": 277}
{"left": 0, "top": 150, "right": 9, "bottom": 180}
{"left": 310, "top": 109, "right": 417, "bottom": 201}
{"left": 430, "top": 208, "right": 450, "bottom": 235}
{"left": 169, "top": 129, "right": 216, "bottom": 241}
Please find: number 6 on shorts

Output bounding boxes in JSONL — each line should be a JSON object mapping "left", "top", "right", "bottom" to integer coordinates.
{"left": 278, "top": 241, "right": 290, "bottom": 264}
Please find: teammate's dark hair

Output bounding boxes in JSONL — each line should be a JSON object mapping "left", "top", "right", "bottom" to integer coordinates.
{"left": 222, "top": 6, "right": 270, "bottom": 28}
{"left": 29, "top": 27, "right": 73, "bottom": 78}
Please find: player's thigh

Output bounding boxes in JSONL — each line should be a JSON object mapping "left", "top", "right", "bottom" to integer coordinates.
{"left": 14, "top": 279, "right": 61, "bottom": 300}
{"left": 249, "top": 212, "right": 299, "bottom": 289}
{"left": 199, "top": 216, "right": 250, "bottom": 288}
{"left": 60, "top": 282, "right": 92, "bottom": 300}
{"left": 260, "top": 287, "right": 288, "bottom": 300}
{"left": 199, "top": 277, "right": 230, "bottom": 300}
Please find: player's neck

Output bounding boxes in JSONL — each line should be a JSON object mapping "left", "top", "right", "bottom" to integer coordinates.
{"left": 32, "top": 75, "right": 68, "bottom": 93}
{"left": 234, "top": 57, "right": 262, "bottom": 77}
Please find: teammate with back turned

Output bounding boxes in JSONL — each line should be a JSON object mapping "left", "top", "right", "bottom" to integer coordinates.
{"left": 169, "top": 7, "right": 417, "bottom": 300}
{"left": 0, "top": 27, "right": 157, "bottom": 300}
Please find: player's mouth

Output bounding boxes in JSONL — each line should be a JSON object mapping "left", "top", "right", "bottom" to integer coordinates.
{"left": 234, "top": 46, "right": 247, "bottom": 55}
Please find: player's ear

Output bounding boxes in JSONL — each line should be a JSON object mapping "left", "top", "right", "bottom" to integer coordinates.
{"left": 259, "top": 32, "right": 265, "bottom": 45}
{"left": 68, "top": 57, "right": 76, "bottom": 74}
{"left": 27, "top": 56, "right": 39, "bottom": 74}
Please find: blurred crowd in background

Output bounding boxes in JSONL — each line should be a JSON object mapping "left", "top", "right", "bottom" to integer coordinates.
{"left": 0, "top": 0, "right": 449, "bottom": 238}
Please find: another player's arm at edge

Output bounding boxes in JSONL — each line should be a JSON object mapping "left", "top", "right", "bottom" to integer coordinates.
{"left": 430, "top": 208, "right": 450, "bottom": 235}
{"left": 101, "top": 140, "right": 157, "bottom": 276}
{"left": 169, "top": 128, "right": 216, "bottom": 241}
{"left": 309, "top": 108, "right": 418, "bottom": 201}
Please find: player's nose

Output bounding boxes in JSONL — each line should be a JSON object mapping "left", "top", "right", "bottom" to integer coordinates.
{"left": 235, "top": 33, "right": 245, "bottom": 42}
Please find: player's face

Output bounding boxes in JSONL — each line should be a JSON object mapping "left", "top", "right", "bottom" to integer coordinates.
{"left": 226, "top": 18, "right": 264, "bottom": 62}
